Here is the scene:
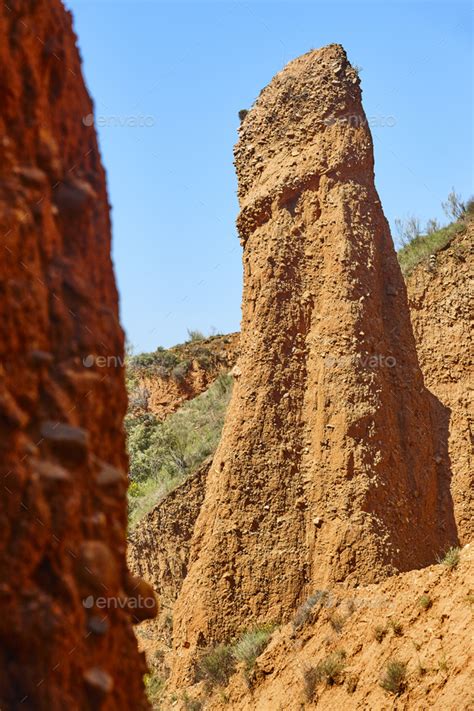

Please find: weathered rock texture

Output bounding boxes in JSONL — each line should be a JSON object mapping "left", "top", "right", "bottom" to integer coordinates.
{"left": 171, "top": 45, "right": 457, "bottom": 670}
{"left": 0, "top": 1, "right": 153, "bottom": 708}
{"left": 129, "top": 334, "right": 239, "bottom": 420}
{"left": 128, "top": 461, "right": 211, "bottom": 686}
{"left": 406, "top": 224, "right": 473, "bottom": 543}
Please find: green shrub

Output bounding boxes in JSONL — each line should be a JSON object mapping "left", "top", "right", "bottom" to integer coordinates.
{"left": 396, "top": 189, "right": 472, "bottom": 276}
{"left": 304, "top": 650, "right": 346, "bottom": 693}
{"left": 171, "top": 360, "right": 191, "bottom": 382}
{"left": 373, "top": 624, "right": 387, "bottom": 643}
{"left": 144, "top": 672, "right": 165, "bottom": 706}
{"left": 379, "top": 659, "right": 407, "bottom": 695}
{"left": 418, "top": 594, "right": 432, "bottom": 610}
{"left": 189, "top": 345, "right": 214, "bottom": 370}
{"left": 389, "top": 620, "right": 403, "bottom": 637}
{"left": 195, "top": 625, "right": 275, "bottom": 690}
{"left": 439, "top": 546, "right": 461, "bottom": 570}
{"left": 397, "top": 220, "right": 466, "bottom": 276}
{"left": 196, "top": 643, "right": 236, "bottom": 687}
{"left": 129, "top": 347, "right": 180, "bottom": 372}
{"left": 187, "top": 328, "right": 205, "bottom": 342}
{"left": 232, "top": 625, "right": 274, "bottom": 671}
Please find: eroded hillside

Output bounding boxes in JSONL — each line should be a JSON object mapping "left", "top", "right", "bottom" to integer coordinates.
{"left": 127, "top": 334, "right": 239, "bottom": 420}
{"left": 128, "top": 213, "right": 473, "bottom": 711}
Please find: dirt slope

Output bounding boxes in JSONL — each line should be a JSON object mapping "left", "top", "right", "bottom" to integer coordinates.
{"left": 202, "top": 545, "right": 473, "bottom": 711}
{"left": 406, "top": 224, "right": 473, "bottom": 543}
{"left": 0, "top": 1, "right": 152, "bottom": 707}
{"left": 170, "top": 44, "right": 457, "bottom": 680}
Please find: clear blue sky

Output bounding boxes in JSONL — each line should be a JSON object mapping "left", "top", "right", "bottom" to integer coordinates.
{"left": 66, "top": 0, "right": 472, "bottom": 352}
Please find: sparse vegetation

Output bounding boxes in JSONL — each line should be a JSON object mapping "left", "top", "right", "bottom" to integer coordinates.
{"left": 196, "top": 643, "right": 236, "bottom": 687}
{"left": 187, "top": 328, "right": 205, "bottom": 342}
{"left": 311, "top": 650, "right": 347, "bottom": 687}
{"left": 182, "top": 693, "right": 203, "bottom": 711}
{"left": 144, "top": 672, "right": 166, "bottom": 707}
{"left": 374, "top": 624, "right": 388, "bottom": 643}
{"left": 441, "top": 546, "right": 461, "bottom": 570}
{"left": 442, "top": 188, "right": 467, "bottom": 221}
{"left": 196, "top": 625, "right": 275, "bottom": 690}
{"left": 127, "top": 374, "right": 233, "bottom": 527}
{"left": 379, "top": 659, "right": 407, "bottom": 695}
{"left": 128, "top": 346, "right": 180, "bottom": 372}
{"left": 232, "top": 625, "right": 274, "bottom": 672}
{"left": 418, "top": 594, "right": 432, "bottom": 610}
{"left": 389, "top": 619, "right": 403, "bottom": 637}
{"left": 396, "top": 189, "right": 473, "bottom": 276}
{"left": 303, "top": 653, "right": 347, "bottom": 701}
{"left": 395, "top": 215, "right": 422, "bottom": 245}
{"left": 126, "top": 337, "right": 221, "bottom": 396}
{"left": 397, "top": 220, "right": 467, "bottom": 275}
{"left": 170, "top": 359, "right": 190, "bottom": 382}
{"left": 328, "top": 611, "right": 345, "bottom": 633}
{"left": 439, "top": 546, "right": 461, "bottom": 570}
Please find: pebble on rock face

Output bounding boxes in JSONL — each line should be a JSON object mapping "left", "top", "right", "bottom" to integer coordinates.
{"left": 77, "top": 541, "right": 118, "bottom": 591}
{"left": 40, "top": 421, "right": 89, "bottom": 447}
{"left": 40, "top": 421, "right": 89, "bottom": 462}
{"left": 32, "top": 459, "right": 71, "bottom": 482}
{"left": 83, "top": 667, "right": 114, "bottom": 696}
{"left": 96, "top": 461, "right": 126, "bottom": 486}
{"left": 87, "top": 615, "right": 110, "bottom": 636}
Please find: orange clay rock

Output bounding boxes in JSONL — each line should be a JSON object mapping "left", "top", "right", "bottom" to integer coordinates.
{"left": 0, "top": 1, "right": 154, "bottom": 708}
{"left": 171, "top": 45, "right": 458, "bottom": 677}
{"left": 406, "top": 222, "right": 473, "bottom": 543}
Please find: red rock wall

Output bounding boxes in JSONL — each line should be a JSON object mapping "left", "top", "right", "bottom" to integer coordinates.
{"left": 0, "top": 2, "right": 152, "bottom": 707}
